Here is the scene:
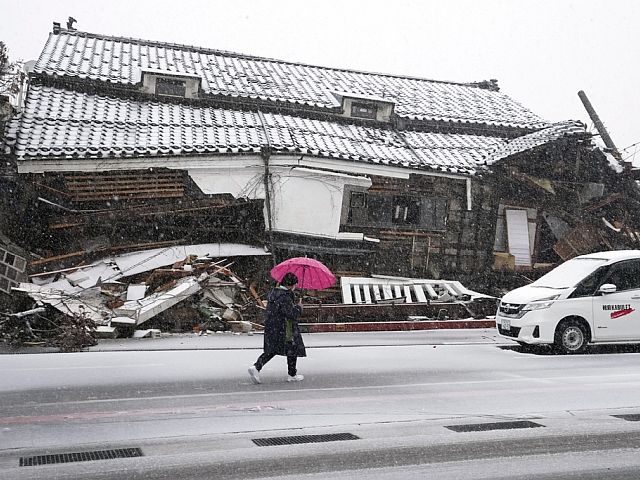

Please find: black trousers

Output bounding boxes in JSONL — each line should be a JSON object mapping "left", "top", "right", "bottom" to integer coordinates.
{"left": 254, "top": 352, "right": 297, "bottom": 376}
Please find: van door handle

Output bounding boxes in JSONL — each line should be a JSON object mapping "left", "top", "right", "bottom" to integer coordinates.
{"left": 632, "top": 296, "right": 640, "bottom": 299}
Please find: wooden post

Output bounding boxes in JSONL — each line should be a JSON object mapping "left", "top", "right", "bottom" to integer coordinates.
{"left": 577, "top": 90, "right": 622, "bottom": 162}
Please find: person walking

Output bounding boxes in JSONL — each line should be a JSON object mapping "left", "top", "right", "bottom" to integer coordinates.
{"left": 248, "top": 272, "right": 306, "bottom": 384}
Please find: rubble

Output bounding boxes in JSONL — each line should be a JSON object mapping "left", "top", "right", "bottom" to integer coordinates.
{"left": 9, "top": 243, "right": 269, "bottom": 340}
{"left": 298, "top": 275, "right": 498, "bottom": 326}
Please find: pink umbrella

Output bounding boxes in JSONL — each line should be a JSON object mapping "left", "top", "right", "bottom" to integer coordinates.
{"left": 270, "top": 257, "right": 336, "bottom": 290}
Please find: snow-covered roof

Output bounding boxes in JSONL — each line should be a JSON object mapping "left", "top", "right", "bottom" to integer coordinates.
{"left": 484, "top": 120, "right": 590, "bottom": 164}
{"left": 33, "top": 29, "right": 548, "bottom": 130}
{"left": 5, "top": 85, "right": 505, "bottom": 175}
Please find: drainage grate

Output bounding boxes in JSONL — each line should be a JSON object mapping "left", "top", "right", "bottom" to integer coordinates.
{"left": 19, "top": 447, "right": 143, "bottom": 467}
{"left": 612, "top": 414, "right": 640, "bottom": 422}
{"left": 252, "top": 432, "right": 360, "bottom": 447}
{"left": 445, "top": 420, "right": 544, "bottom": 432}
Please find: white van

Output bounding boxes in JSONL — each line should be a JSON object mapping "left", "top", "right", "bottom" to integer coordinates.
{"left": 496, "top": 250, "right": 640, "bottom": 353}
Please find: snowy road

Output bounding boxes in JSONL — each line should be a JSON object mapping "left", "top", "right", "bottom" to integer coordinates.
{"left": 2, "top": 331, "right": 640, "bottom": 478}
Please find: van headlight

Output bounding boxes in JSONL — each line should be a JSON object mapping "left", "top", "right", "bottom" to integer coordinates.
{"left": 522, "top": 295, "right": 559, "bottom": 312}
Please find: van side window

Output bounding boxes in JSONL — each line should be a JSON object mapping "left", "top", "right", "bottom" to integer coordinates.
{"left": 604, "top": 260, "right": 640, "bottom": 292}
{"left": 570, "top": 266, "right": 609, "bottom": 298}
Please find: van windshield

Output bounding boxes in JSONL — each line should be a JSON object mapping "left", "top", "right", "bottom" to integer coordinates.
{"left": 531, "top": 258, "right": 609, "bottom": 289}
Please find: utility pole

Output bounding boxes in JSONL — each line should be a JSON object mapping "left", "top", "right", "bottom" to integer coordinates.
{"left": 577, "top": 90, "right": 624, "bottom": 165}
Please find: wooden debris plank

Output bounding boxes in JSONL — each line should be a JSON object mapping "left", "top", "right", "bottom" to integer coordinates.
{"left": 341, "top": 280, "right": 353, "bottom": 304}
{"left": 372, "top": 285, "right": 382, "bottom": 302}
{"left": 362, "top": 285, "right": 372, "bottom": 304}
{"left": 424, "top": 284, "right": 438, "bottom": 299}
{"left": 353, "top": 284, "right": 362, "bottom": 304}
{"left": 413, "top": 285, "right": 428, "bottom": 303}
{"left": 443, "top": 283, "right": 459, "bottom": 297}
{"left": 403, "top": 285, "right": 413, "bottom": 303}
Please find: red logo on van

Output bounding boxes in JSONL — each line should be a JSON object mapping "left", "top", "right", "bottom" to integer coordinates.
{"left": 611, "top": 308, "right": 635, "bottom": 319}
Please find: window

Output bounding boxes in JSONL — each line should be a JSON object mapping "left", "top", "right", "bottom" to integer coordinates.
{"left": 351, "top": 102, "right": 377, "bottom": 120}
{"left": 156, "top": 77, "right": 186, "bottom": 97}
{"left": 605, "top": 260, "right": 640, "bottom": 291}
{"left": 392, "top": 196, "right": 420, "bottom": 225}
{"left": 348, "top": 192, "right": 447, "bottom": 231}
{"left": 6, "top": 267, "right": 17, "bottom": 281}
{"left": 571, "top": 266, "right": 610, "bottom": 298}
{"left": 350, "top": 192, "right": 366, "bottom": 208}
{"left": 4, "top": 252, "right": 15, "bottom": 266}
{"left": 348, "top": 192, "right": 368, "bottom": 224}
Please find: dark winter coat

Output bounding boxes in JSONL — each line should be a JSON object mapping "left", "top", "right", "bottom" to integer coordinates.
{"left": 263, "top": 286, "right": 306, "bottom": 357}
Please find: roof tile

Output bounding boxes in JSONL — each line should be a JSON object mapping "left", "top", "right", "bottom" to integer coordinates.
{"left": 32, "top": 30, "right": 548, "bottom": 129}
{"left": 485, "top": 120, "right": 589, "bottom": 163}
{"left": 10, "top": 85, "right": 506, "bottom": 174}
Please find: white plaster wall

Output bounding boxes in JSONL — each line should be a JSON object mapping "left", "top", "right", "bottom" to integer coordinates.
{"left": 268, "top": 167, "right": 371, "bottom": 238}
{"left": 189, "top": 166, "right": 265, "bottom": 199}
{"left": 188, "top": 163, "right": 371, "bottom": 239}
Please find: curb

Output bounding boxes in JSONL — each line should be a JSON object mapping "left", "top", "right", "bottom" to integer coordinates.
{"left": 301, "top": 319, "right": 495, "bottom": 333}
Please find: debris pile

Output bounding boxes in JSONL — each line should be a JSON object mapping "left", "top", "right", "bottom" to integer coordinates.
{"left": 298, "top": 275, "right": 498, "bottom": 325}
{"left": 6, "top": 244, "right": 269, "bottom": 343}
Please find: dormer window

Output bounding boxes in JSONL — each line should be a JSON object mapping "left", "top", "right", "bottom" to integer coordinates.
{"left": 136, "top": 68, "right": 202, "bottom": 99}
{"left": 351, "top": 102, "right": 377, "bottom": 120}
{"left": 330, "top": 91, "right": 395, "bottom": 123}
{"left": 156, "top": 77, "right": 186, "bottom": 97}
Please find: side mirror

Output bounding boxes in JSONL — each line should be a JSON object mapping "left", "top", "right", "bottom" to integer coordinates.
{"left": 599, "top": 283, "right": 617, "bottom": 295}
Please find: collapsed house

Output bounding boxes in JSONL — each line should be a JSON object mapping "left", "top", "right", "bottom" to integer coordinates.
{"left": 13, "top": 243, "right": 271, "bottom": 337}
{"left": 1, "top": 24, "right": 638, "bottom": 332}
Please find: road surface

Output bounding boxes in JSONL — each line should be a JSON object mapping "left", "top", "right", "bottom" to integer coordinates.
{"left": 2, "top": 330, "right": 640, "bottom": 479}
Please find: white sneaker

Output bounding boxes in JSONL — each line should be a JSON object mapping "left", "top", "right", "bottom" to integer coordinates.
{"left": 248, "top": 366, "right": 261, "bottom": 384}
{"left": 287, "top": 374, "right": 304, "bottom": 382}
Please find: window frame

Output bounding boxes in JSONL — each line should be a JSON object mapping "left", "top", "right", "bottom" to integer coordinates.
{"left": 155, "top": 77, "right": 187, "bottom": 97}
{"left": 350, "top": 102, "right": 377, "bottom": 120}
{"left": 347, "top": 192, "right": 447, "bottom": 231}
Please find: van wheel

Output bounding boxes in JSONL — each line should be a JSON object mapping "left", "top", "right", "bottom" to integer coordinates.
{"left": 555, "top": 320, "right": 588, "bottom": 354}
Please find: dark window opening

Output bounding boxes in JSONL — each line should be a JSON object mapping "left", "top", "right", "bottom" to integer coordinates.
{"left": 156, "top": 77, "right": 186, "bottom": 97}
{"left": 350, "top": 192, "right": 366, "bottom": 208}
{"left": 392, "top": 196, "right": 420, "bottom": 225}
{"left": 348, "top": 192, "right": 447, "bottom": 231}
{"left": 4, "top": 252, "right": 15, "bottom": 266}
{"left": 351, "top": 102, "right": 377, "bottom": 120}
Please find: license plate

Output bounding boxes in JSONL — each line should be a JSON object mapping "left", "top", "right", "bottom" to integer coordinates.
{"left": 501, "top": 319, "right": 511, "bottom": 331}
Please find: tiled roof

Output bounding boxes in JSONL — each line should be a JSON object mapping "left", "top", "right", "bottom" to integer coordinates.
{"left": 33, "top": 30, "right": 548, "bottom": 130}
{"left": 485, "top": 120, "right": 590, "bottom": 164}
{"left": 4, "top": 85, "right": 504, "bottom": 175}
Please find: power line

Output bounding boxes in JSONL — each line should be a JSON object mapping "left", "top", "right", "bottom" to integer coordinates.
{"left": 621, "top": 139, "right": 640, "bottom": 152}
